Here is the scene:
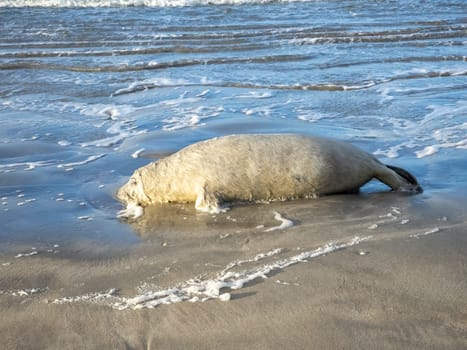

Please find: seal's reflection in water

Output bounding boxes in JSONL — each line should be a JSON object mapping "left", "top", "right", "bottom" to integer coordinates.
{"left": 123, "top": 202, "right": 288, "bottom": 240}
{"left": 122, "top": 191, "right": 419, "bottom": 248}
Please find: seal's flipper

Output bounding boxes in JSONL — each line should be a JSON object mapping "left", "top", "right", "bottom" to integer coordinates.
{"left": 385, "top": 165, "right": 422, "bottom": 193}
{"left": 374, "top": 164, "right": 423, "bottom": 193}
{"left": 195, "top": 186, "right": 227, "bottom": 213}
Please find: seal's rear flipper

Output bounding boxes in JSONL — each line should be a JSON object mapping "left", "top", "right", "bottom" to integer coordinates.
{"left": 385, "top": 165, "right": 423, "bottom": 193}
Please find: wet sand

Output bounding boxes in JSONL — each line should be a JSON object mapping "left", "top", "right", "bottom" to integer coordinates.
{"left": 1, "top": 192, "right": 466, "bottom": 349}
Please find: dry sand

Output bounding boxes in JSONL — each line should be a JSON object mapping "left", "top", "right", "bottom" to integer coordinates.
{"left": 1, "top": 192, "right": 466, "bottom": 349}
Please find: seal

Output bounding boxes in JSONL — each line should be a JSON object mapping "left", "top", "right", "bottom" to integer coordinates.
{"left": 117, "top": 134, "right": 422, "bottom": 215}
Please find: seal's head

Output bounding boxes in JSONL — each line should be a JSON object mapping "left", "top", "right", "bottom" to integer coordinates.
{"left": 386, "top": 165, "right": 423, "bottom": 194}
{"left": 117, "top": 169, "right": 151, "bottom": 207}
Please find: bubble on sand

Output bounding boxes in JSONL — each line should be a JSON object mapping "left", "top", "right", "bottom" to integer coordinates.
{"left": 219, "top": 293, "right": 231, "bottom": 301}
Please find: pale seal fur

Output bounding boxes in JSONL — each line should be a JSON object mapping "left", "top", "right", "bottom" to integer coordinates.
{"left": 117, "top": 134, "right": 422, "bottom": 214}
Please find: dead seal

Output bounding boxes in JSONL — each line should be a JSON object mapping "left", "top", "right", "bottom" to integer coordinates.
{"left": 117, "top": 134, "right": 422, "bottom": 216}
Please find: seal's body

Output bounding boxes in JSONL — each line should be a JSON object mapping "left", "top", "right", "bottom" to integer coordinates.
{"left": 117, "top": 134, "right": 422, "bottom": 213}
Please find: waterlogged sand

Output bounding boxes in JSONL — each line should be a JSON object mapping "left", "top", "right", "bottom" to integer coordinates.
{"left": 1, "top": 192, "right": 466, "bottom": 350}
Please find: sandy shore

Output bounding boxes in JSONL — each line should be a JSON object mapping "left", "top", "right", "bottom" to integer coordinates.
{"left": 1, "top": 192, "right": 466, "bottom": 349}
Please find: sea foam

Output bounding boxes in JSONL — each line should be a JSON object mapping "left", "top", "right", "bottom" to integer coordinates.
{"left": 53, "top": 236, "right": 371, "bottom": 310}
{"left": 0, "top": 0, "right": 295, "bottom": 7}
{"left": 264, "top": 211, "right": 294, "bottom": 232}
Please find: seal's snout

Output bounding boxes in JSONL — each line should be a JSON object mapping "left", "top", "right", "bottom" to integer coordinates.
{"left": 116, "top": 187, "right": 127, "bottom": 204}
{"left": 117, "top": 179, "right": 134, "bottom": 205}
{"left": 117, "top": 172, "right": 149, "bottom": 207}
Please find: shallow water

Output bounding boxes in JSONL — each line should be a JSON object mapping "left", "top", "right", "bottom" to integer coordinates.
{"left": 0, "top": 0, "right": 466, "bottom": 256}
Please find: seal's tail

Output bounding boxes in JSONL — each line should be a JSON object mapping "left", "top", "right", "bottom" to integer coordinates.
{"left": 385, "top": 165, "right": 423, "bottom": 193}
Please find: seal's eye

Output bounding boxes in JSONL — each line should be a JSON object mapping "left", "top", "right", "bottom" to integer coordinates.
{"left": 130, "top": 177, "right": 137, "bottom": 186}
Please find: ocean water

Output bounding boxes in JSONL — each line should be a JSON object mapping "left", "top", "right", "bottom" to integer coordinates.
{"left": 0, "top": 0, "right": 466, "bottom": 259}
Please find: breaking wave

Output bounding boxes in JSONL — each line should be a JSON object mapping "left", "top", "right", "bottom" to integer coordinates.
{"left": 0, "top": 0, "right": 306, "bottom": 8}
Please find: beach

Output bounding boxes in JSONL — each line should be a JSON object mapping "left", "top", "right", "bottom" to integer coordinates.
{"left": 1, "top": 192, "right": 466, "bottom": 349}
{"left": 1, "top": 0, "right": 466, "bottom": 348}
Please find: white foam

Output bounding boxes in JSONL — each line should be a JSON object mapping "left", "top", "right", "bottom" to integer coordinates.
{"left": 50, "top": 103, "right": 146, "bottom": 148}
{"left": 199, "top": 89, "right": 212, "bottom": 96}
{"left": 416, "top": 145, "right": 439, "bottom": 158}
{"left": 218, "top": 293, "right": 231, "bottom": 301}
{"left": 0, "top": 160, "right": 55, "bottom": 172}
{"left": 53, "top": 288, "right": 119, "bottom": 305}
{"left": 410, "top": 227, "right": 440, "bottom": 239}
{"left": 52, "top": 236, "right": 371, "bottom": 310}
{"left": 296, "top": 111, "right": 335, "bottom": 123}
{"left": 0, "top": 287, "right": 48, "bottom": 297}
{"left": 117, "top": 203, "right": 144, "bottom": 219}
{"left": 414, "top": 103, "right": 467, "bottom": 158}
{"left": 15, "top": 250, "right": 39, "bottom": 258}
{"left": 131, "top": 148, "right": 145, "bottom": 158}
{"left": 373, "top": 141, "right": 417, "bottom": 159}
{"left": 73, "top": 102, "right": 136, "bottom": 119}
{"left": 162, "top": 106, "right": 223, "bottom": 131}
{"left": 220, "top": 248, "right": 283, "bottom": 274}
{"left": 81, "top": 122, "right": 146, "bottom": 148}
{"left": 242, "top": 106, "right": 272, "bottom": 117}
{"left": 371, "top": 101, "right": 467, "bottom": 159}
{"left": 57, "top": 154, "right": 106, "bottom": 169}
{"left": 236, "top": 91, "right": 274, "bottom": 99}
{"left": 0, "top": 0, "right": 299, "bottom": 8}
{"left": 275, "top": 279, "right": 300, "bottom": 286}
{"left": 112, "top": 77, "right": 192, "bottom": 96}
{"left": 264, "top": 211, "right": 294, "bottom": 232}
{"left": 416, "top": 138, "right": 467, "bottom": 158}
{"left": 58, "top": 140, "right": 72, "bottom": 147}
{"left": 342, "top": 81, "right": 376, "bottom": 90}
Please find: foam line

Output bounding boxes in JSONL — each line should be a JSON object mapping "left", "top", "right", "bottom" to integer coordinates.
{"left": 52, "top": 236, "right": 371, "bottom": 310}
{"left": 0, "top": 0, "right": 308, "bottom": 8}
{"left": 57, "top": 154, "right": 106, "bottom": 169}
{"left": 0, "top": 160, "right": 56, "bottom": 171}
{"left": 264, "top": 211, "right": 294, "bottom": 232}
{"left": 410, "top": 227, "right": 440, "bottom": 238}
